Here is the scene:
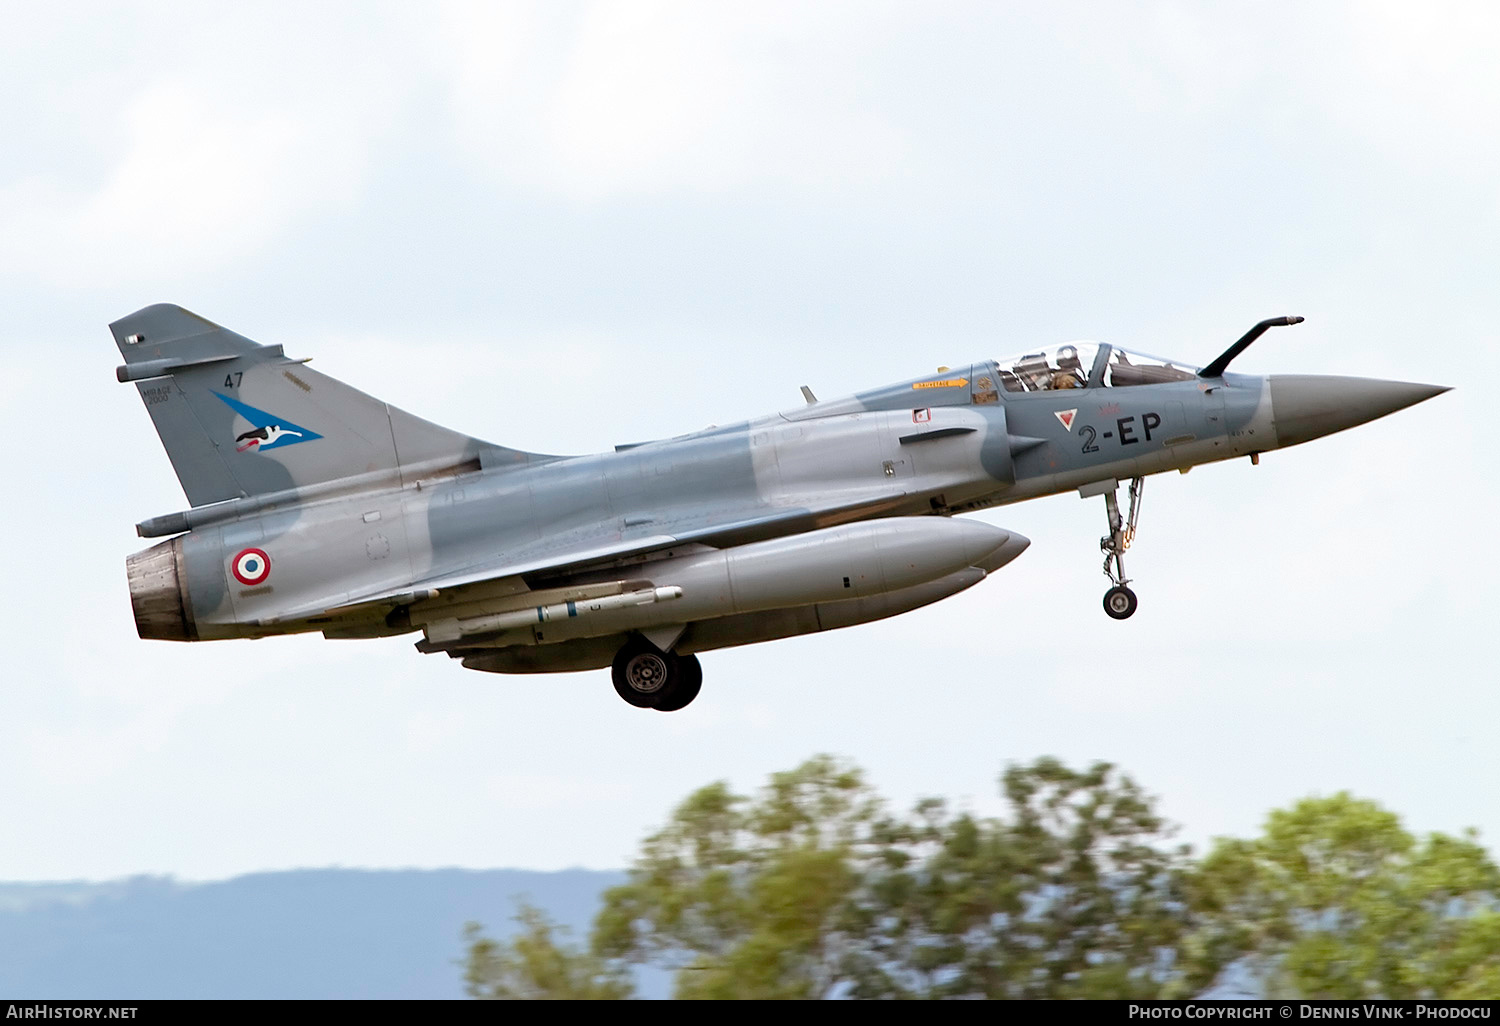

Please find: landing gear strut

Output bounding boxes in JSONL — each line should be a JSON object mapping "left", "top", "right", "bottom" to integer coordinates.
{"left": 1100, "top": 477, "right": 1143, "bottom": 620}
{"left": 611, "top": 636, "right": 703, "bottom": 711}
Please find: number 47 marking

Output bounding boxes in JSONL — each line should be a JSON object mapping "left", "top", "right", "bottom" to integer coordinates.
{"left": 224, "top": 372, "right": 243, "bottom": 388}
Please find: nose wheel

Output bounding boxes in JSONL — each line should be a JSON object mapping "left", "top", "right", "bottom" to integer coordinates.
{"left": 1099, "top": 478, "right": 1144, "bottom": 619}
{"left": 1103, "top": 585, "right": 1138, "bottom": 620}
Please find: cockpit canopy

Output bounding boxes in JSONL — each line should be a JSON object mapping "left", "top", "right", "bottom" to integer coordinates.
{"left": 994, "top": 343, "right": 1198, "bottom": 393}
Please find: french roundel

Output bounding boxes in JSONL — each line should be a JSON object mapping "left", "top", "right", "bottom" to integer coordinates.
{"left": 231, "top": 548, "right": 271, "bottom": 586}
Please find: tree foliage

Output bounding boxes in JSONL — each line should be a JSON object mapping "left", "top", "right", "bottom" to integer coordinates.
{"left": 846, "top": 757, "right": 1193, "bottom": 999}
{"left": 591, "top": 755, "right": 884, "bottom": 999}
{"left": 591, "top": 755, "right": 1190, "bottom": 999}
{"left": 461, "top": 759, "right": 1500, "bottom": 1000}
{"left": 1182, "top": 793, "right": 1500, "bottom": 999}
{"left": 462, "top": 904, "right": 631, "bottom": 1000}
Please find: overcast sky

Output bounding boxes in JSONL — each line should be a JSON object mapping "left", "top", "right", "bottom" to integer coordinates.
{"left": 0, "top": 1, "right": 1493, "bottom": 882}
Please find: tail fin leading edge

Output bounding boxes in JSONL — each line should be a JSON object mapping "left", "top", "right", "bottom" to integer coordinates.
{"left": 112, "top": 304, "right": 532, "bottom": 507}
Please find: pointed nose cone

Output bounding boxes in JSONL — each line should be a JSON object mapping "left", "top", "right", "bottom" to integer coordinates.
{"left": 1270, "top": 375, "right": 1450, "bottom": 449}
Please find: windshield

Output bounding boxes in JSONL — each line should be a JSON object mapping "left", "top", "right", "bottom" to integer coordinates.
{"left": 994, "top": 343, "right": 1100, "bottom": 393}
{"left": 1103, "top": 348, "right": 1198, "bottom": 387}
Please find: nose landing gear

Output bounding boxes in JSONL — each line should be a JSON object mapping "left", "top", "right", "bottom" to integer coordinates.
{"left": 1100, "top": 477, "right": 1143, "bottom": 620}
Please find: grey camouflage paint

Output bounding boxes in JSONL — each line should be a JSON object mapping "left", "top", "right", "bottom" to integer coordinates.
{"left": 113, "top": 305, "right": 1447, "bottom": 673}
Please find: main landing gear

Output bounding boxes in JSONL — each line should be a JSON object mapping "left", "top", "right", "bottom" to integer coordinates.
{"left": 612, "top": 636, "right": 703, "bottom": 712}
{"left": 1100, "top": 477, "right": 1144, "bottom": 620}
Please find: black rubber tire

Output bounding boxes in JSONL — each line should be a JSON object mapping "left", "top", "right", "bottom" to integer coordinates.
{"left": 654, "top": 654, "right": 702, "bottom": 713}
{"left": 612, "top": 639, "right": 675, "bottom": 708}
{"left": 1103, "top": 585, "right": 1138, "bottom": 620}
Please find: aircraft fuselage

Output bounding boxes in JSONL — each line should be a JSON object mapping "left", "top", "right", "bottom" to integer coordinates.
{"left": 115, "top": 306, "right": 1446, "bottom": 708}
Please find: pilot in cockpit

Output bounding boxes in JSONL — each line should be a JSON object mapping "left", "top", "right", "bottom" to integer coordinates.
{"left": 1050, "top": 345, "right": 1085, "bottom": 389}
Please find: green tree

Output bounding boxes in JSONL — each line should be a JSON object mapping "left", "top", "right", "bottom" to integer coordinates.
{"left": 592, "top": 755, "right": 1192, "bottom": 999}
{"left": 845, "top": 757, "right": 1193, "bottom": 999}
{"left": 592, "top": 755, "right": 885, "bottom": 999}
{"left": 461, "top": 760, "right": 1500, "bottom": 1000}
{"left": 1182, "top": 793, "right": 1500, "bottom": 999}
{"left": 463, "top": 904, "right": 632, "bottom": 1000}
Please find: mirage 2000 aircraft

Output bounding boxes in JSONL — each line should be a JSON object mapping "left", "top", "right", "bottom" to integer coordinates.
{"left": 116, "top": 306, "right": 1446, "bottom": 711}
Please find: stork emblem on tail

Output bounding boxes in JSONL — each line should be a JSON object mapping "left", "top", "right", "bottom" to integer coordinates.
{"left": 212, "top": 391, "right": 322, "bottom": 453}
{"left": 236, "top": 425, "right": 304, "bottom": 452}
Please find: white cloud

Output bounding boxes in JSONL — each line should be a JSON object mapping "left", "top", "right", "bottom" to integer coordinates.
{"left": 1332, "top": 1, "right": 1500, "bottom": 180}
{"left": 0, "top": 85, "right": 303, "bottom": 286}
{"left": 0, "top": 5, "right": 418, "bottom": 289}
{"left": 433, "top": 1, "right": 916, "bottom": 200}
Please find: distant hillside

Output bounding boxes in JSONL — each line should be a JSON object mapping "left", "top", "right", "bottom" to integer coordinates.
{"left": 0, "top": 869, "right": 630, "bottom": 999}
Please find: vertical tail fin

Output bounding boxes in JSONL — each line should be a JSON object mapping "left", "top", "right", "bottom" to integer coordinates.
{"left": 112, "top": 304, "right": 539, "bottom": 507}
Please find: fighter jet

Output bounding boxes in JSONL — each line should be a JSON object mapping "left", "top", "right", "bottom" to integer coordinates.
{"left": 115, "top": 306, "right": 1447, "bottom": 711}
